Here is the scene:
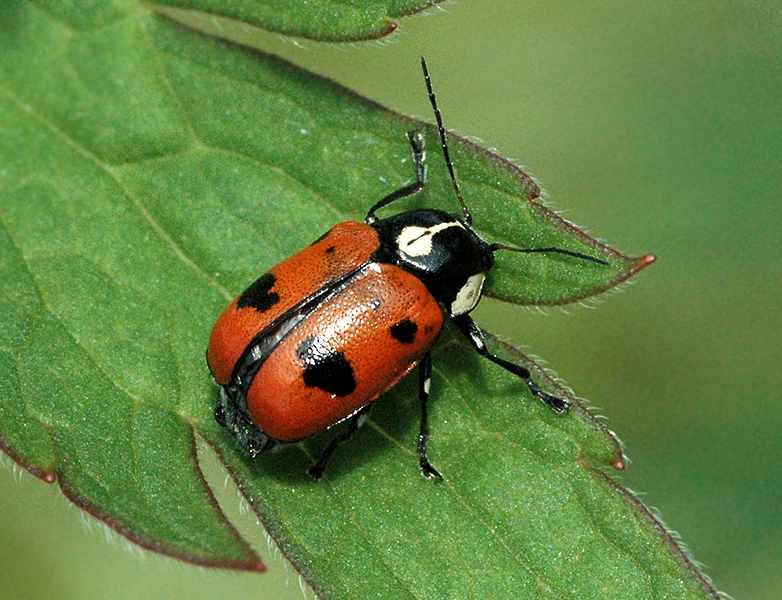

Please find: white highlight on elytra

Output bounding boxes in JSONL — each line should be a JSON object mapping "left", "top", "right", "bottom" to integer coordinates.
{"left": 451, "top": 272, "right": 486, "bottom": 316}
{"left": 396, "top": 222, "right": 464, "bottom": 257}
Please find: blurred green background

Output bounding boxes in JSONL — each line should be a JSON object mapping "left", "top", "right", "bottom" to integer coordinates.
{"left": 2, "top": 1, "right": 780, "bottom": 599}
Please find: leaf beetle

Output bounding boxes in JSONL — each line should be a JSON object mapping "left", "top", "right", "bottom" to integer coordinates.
{"left": 207, "top": 58, "right": 608, "bottom": 480}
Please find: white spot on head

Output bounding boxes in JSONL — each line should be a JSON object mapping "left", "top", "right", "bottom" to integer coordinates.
{"left": 396, "top": 222, "right": 463, "bottom": 258}
{"left": 451, "top": 272, "right": 485, "bottom": 316}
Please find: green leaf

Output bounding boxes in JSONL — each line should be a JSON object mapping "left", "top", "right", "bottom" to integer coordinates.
{"left": 0, "top": 2, "right": 717, "bottom": 600}
{"left": 151, "top": 0, "right": 447, "bottom": 42}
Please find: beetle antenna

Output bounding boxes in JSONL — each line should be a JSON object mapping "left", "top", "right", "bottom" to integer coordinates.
{"left": 490, "top": 243, "right": 610, "bottom": 265}
{"left": 421, "top": 57, "right": 472, "bottom": 225}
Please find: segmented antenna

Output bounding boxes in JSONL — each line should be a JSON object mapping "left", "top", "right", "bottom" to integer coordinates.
{"left": 490, "top": 243, "right": 610, "bottom": 265}
{"left": 421, "top": 57, "right": 472, "bottom": 225}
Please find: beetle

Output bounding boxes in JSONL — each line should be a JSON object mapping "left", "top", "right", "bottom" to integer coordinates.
{"left": 207, "top": 58, "right": 608, "bottom": 480}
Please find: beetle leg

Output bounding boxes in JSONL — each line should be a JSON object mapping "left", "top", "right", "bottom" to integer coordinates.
{"left": 307, "top": 404, "right": 372, "bottom": 480}
{"left": 452, "top": 314, "right": 570, "bottom": 413}
{"left": 418, "top": 352, "right": 443, "bottom": 480}
{"left": 365, "top": 130, "right": 427, "bottom": 224}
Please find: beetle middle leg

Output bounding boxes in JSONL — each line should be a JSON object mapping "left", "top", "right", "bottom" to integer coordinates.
{"left": 452, "top": 314, "right": 570, "bottom": 412}
{"left": 417, "top": 352, "right": 443, "bottom": 480}
{"left": 307, "top": 404, "right": 372, "bottom": 480}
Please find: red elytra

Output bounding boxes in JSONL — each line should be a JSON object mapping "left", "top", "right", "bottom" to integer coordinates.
{"left": 207, "top": 222, "right": 443, "bottom": 443}
{"left": 207, "top": 222, "right": 376, "bottom": 387}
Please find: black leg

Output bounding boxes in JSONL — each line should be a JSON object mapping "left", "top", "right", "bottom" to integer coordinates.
{"left": 452, "top": 314, "right": 570, "bottom": 413}
{"left": 417, "top": 352, "right": 442, "bottom": 480}
{"left": 307, "top": 404, "right": 372, "bottom": 480}
{"left": 365, "top": 131, "right": 427, "bottom": 224}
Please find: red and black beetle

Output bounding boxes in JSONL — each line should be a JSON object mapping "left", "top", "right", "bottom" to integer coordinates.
{"left": 207, "top": 58, "right": 607, "bottom": 480}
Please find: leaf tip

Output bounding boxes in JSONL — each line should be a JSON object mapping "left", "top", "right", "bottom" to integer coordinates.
{"left": 248, "top": 559, "right": 267, "bottom": 573}
{"left": 0, "top": 439, "right": 58, "bottom": 483}
{"left": 638, "top": 253, "right": 657, "bottom": 269}
{"left": 365, "top": 20, "right": 398, "bottom": 40}
{"left": 617, "top": 252, "right": 656, "bottom": 283}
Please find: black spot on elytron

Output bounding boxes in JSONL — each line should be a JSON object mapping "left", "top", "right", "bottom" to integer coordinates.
{"left": 297, "top": 336, "right": 356, "bottom": 397}
{"left": 325, "top": 245, "right": 336, "bottom": 254}
{"left": 390, "top": 318, "right": 418, "bottom": 344}
{"left": 370, "top": 298, "right": 383, "bottom": 310}
{"left": 237, "top": 273, "right": 280, "bottom": 312}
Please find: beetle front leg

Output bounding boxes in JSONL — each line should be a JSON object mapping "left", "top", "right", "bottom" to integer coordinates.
{"left": 452, "top": 314, "right": 570, "bottom": 413}
{"left": 365, "top": 130, "right": 427, "bottom": 224}
{"left": 417, "top": 352, "right": 443, "bottom": 481}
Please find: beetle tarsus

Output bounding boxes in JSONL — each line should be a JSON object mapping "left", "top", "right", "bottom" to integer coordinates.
{"left": 306, "top": 463, "right": 325, "bottom": 481}
{"left": 526, "top": 379, "right": 570, "bottom": 413}
{"left": 419, "top": 456, "right": 443, "bottom": 481}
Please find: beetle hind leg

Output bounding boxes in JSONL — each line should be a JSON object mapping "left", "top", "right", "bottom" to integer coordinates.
{"left": 453, "top": 314, "right": 570, "bottom": 413}
{"left": 307, "top": 404, "right": 372, "bottom": 480}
